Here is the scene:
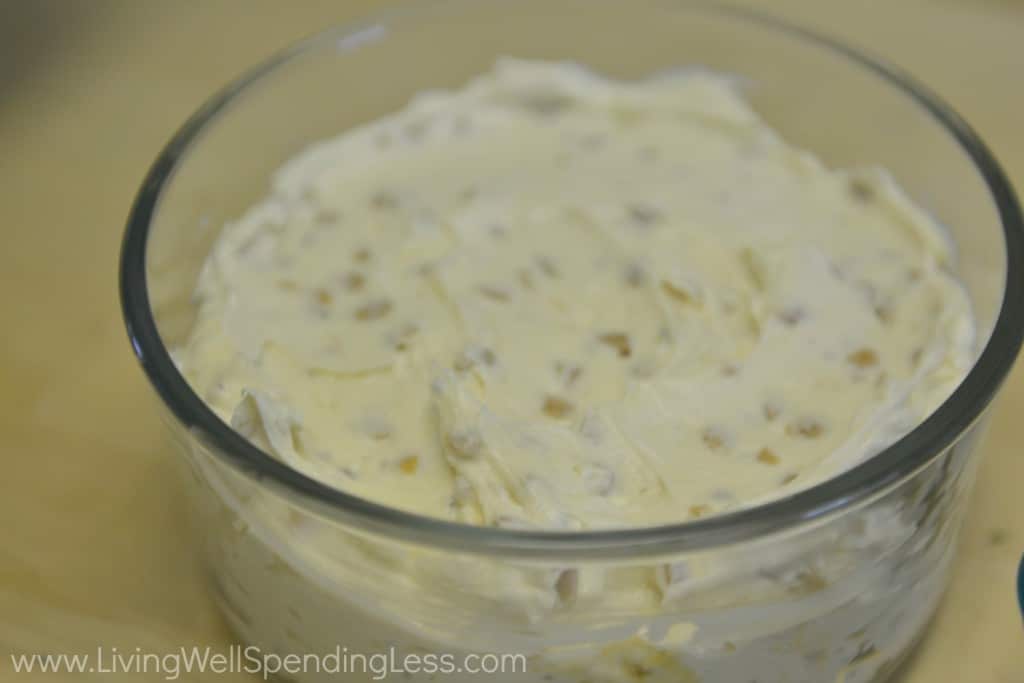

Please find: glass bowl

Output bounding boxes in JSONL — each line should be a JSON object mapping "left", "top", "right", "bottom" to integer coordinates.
{"left": 120, "top": 1, "right": 1024, "bottom": 681}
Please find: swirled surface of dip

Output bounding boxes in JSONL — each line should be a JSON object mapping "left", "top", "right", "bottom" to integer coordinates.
{"left": 176, "top": 60, "right": 974, "bottom": 531}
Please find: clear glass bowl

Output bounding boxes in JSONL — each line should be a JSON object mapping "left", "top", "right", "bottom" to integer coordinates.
{"left": 120, "top": 2, "right": 1024, "bottom": 682}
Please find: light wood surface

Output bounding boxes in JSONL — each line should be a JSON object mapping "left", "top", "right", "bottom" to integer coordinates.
{"left": 0, "top": 1, "right": 1020, "bottom": 681}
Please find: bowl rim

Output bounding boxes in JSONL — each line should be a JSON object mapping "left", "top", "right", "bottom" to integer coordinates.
{"left": 120, "top": 0, "right": 1024, "bottom": 560}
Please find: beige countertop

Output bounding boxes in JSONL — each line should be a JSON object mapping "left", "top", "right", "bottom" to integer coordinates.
{"left": 0, "top": 1, "right": 1020, "bottom": 681}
